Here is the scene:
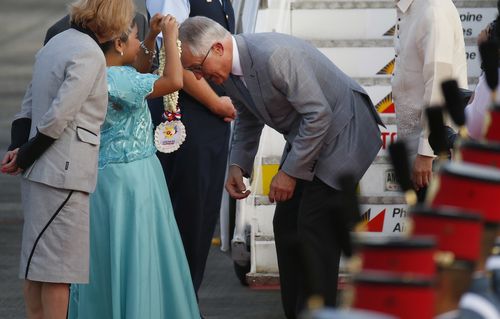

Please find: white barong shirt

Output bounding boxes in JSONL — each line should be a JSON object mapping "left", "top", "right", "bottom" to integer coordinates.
{"left": 392, "top": 0, "right": 468, "bottom": 157}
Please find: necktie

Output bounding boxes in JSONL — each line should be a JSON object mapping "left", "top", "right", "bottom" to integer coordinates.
{"left": 231, "top": 74, "right": 252, "bottom": 104}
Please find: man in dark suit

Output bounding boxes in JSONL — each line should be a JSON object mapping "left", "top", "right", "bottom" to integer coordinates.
{"left": 179, "top": 16, "right": 383, "bottom": 318}
{"left": 44, "top": 12, "right": 149, "bottom": 45}
{"left": 146, "top": 0, "right": 236, "bottom": 295}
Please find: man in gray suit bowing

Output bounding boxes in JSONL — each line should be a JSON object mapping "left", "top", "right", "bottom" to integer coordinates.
{"left": 179, "top": 16, "right": 383, "bottom": 318}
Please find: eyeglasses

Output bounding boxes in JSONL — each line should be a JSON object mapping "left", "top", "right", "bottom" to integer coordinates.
{"left": 185, "top": 46, "right": 212, "bottom": 74}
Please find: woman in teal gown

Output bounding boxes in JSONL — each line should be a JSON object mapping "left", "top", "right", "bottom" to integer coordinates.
{"left": 68, "top": 14, "right": 199, "bottom": 318}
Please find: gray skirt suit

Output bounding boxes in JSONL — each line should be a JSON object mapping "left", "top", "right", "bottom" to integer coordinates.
{"left": 14, "top": 28, "right": 107, "bottom": 283}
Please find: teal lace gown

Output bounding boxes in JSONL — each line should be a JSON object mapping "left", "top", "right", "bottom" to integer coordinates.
{"left": 68, "top": 66, "right": 199, "bottom": 319}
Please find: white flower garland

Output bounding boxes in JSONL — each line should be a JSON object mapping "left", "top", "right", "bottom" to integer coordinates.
{"left": 158, "top": 39, "right": 182, "bottom": 113}
{"left": 154, "top": 38, "right": 186, "bottom": 154}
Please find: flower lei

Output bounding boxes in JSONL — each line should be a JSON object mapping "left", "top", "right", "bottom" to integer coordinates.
{"left": 154, "top": 38, "right": 186, "bottom": 153}
{"left": 158, "top": 39, "right": 182, "bottom": 121}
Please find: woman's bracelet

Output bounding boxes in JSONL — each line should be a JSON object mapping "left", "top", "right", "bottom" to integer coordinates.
{"left": 140, "top": 41, "right": 157, "bottom": 56}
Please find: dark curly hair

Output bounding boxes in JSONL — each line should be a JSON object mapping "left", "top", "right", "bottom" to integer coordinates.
{"left": 480, "top": 10, "right": 500, "bottom": 71}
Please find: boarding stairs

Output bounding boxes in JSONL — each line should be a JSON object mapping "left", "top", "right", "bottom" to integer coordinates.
{"left": 231, "top": 0, "right": 497, "bottom": 288}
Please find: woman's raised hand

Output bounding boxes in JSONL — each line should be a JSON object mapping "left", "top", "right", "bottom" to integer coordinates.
{"left": 161, "top": 15, "right": 179, "bottom": 41}
{"left": 149, "top": 13, "right": 164, "bottom": 39}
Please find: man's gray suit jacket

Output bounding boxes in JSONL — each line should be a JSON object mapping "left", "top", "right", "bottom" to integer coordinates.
{"left": 224, "top": 33, "right": 383, "bottom": 190}
{"left": 16, "top": 29, "right": 108, "bottom": 193}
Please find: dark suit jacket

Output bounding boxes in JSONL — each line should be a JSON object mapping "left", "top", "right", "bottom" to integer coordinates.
{"left": 44, "top": 13, "right": 149, "bottom": 45}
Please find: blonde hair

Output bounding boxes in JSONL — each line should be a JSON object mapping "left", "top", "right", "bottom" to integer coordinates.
{"left": 69, "top": 0, "right": 135, "bottom": 40}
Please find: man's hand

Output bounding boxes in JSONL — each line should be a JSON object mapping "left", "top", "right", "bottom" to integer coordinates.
{"left": 1, "top": 148, "right": 22, "bottom": 175}
{"left": 148, "top": 13, "right": 164, "bottom": 39}
{"left": 412, "top": 154, "right": 434, "bottom": 190}
{"left": 211, "top": 96, "right": 236, "bottom": 122}
{"left": 268, "top": 170, "right": 296, "bottom": 203}
{"left": 225, "top": 165, "right": 250, "bottom": 199}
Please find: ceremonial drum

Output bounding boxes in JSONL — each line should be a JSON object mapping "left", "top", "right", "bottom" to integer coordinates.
{"left": 353, "top": 273, "right": 434, "bottom": 319}
{"left": 411, "top": 206, "right": 483, "bottom": 264}
{"left": 354, "top": 235, "right": 436, "bottom": 276}
{"left": 427, "top": 162, "right": 500, "bottom": 224}
{"left": 458, "top": 139, "right": 500, "bottom": 169}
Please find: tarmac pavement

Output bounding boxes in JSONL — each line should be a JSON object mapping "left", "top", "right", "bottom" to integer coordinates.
{"left": 0, "top": 0, "right": 283, "bottom": 318}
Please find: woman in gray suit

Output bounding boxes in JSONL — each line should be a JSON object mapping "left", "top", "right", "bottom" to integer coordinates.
{"left": 1, "top": 0, "right": 135, "bottom": 318}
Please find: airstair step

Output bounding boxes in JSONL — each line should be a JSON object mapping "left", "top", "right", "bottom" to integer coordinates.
{"left": 292, "top": 1, "right": 396, "bottom": 10}
{"left": 354, "top": 77, "right": 479, "bottom": 86}
{"left": 359, "top": 195, "right": 406, "bottom": 205}
{"left": 246, "top": 272, "right": 280, "bottom": 289}
{"left": 291, "top": 3, "right": 495, "bottom": 41}
{"left": 259, "top": 154, "right": 394, "bottom": 167}
{"left": 253, "top": 236, "right": 279, "bottom": 273}
{"left": 309, "top": 38, "right": 478, "bottom": 48}
{"left": 247, "top": 194, "right": 406, "bottom": 207}
{"left": 317, "top": 46, "right": 482, "bottom": 78}
{"left": 259, "top": 153, "right": 393, "bottom": 167}
{"left": 291, "top": 0, "right": 497, "bottom": 10}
